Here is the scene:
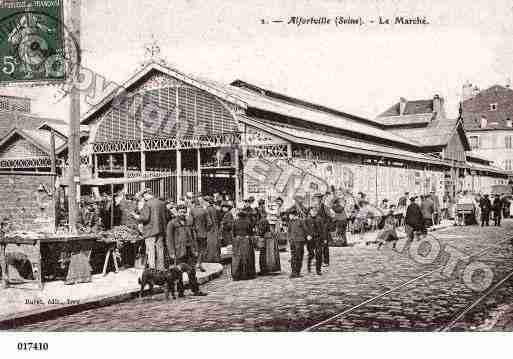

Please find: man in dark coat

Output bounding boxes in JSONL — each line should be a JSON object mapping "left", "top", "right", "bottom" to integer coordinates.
{"left": 189, "top": 197, "right": 212, "bottom": 272}
{"left": 313, "top": 193, "right": 333, "bottom": 266}
{"left": 287, "top": 209, "right": 307, "bottom": 278}
{"left": 242, "top": 197, "right": 258, "bottom": 232}
{"left": 132, "top": 189, "right": 168, "bottom": 270}
{"left": 405, "top": 196, "right": 424, "bottom": 240}
{"left": 420, "top": 195, "right": 435, "bottom": 233}
{"left": 166, "top": 204, "right": 207, "bottom": 297}
{"left": 205, "top": 196, "right": 221, "bottom": 263}
{"left": 480, "top": 194, "right": 492, "bottom": 226}
{"left": 304, "top": 206, "right": 324, "bottom": 275}
{"left": 492, "top": 194, "right": 502, "bottom": 227}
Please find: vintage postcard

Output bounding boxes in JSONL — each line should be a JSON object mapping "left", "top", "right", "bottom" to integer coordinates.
{"left": 0, "top": 0, "right": 513, "bottom": 355}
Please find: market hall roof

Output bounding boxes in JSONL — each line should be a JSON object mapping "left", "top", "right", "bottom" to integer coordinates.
{"left": 81, "top": 62, "right": 420, "bottom": 150}
{"left": 239, "top": 115, "right": 448, "bottom": 166}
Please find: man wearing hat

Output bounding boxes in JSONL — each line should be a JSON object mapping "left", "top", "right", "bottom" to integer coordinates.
{"left": 405, "top": 196, "right": 424, "bottom": 240}
{"left": 132, "top": 188, "right": 168, "bottom": 270}
{"left": 479, "top": 194, "right": 492, "bottom": 226}
{"left": 205, "top": 195, "right": 221, "bottom": 262}
{"left": 189, "top": 196, "right": 211, "bottom": 272}
{"left": 166, "top": 204, "right": 207, "bottom": 297}
{"left": 242, "top": 197, "right": 258, "bottom": 231}
{"left": 312, "top": 192, "right": 334, "bottom": 266}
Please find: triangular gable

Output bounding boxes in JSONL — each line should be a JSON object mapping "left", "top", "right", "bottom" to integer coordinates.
{"left": 0, "top": 128, "right": 50, "bottom": 159}
{"left": 0, "top": 128, "right": 50, "bottom": 154}
{"left": 81, "top": 62, "right": 248, "bottom": 125}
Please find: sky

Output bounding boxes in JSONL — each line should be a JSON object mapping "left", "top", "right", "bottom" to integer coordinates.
{"left": 1, "top": 0, "right": 513, "bottom": 122}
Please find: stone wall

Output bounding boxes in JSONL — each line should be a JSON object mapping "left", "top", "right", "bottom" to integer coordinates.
{"left": 0, "top": 174, "right": 55, "bottom": 233}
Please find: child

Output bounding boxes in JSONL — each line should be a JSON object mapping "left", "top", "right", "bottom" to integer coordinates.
{"left": 332, "top": 198, "right": 348, "bottom": 246}
{"left": 287, "top": 209, "right": 307, "bottom": 278}
{"left": 304, "top": 207, "right": 323, "bottom": 275}
{"left": 377, "top": 210, "right": 399, "bottom": 249}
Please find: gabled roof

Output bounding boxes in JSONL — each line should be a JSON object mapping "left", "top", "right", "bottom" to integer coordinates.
{"left": 231, "top": 79, "right": 378, "bottom": 126}
{"left": 209, "top": 81, "right": 420, "bottom": 148}
{"left": 81, "top": 61, "right": 248, "bottom": 125}
{"left": 0, "top": 111, "right": 66, "bottom": 139}
{"left": 81, "top": 62, "right": 420, "bottom": 149}
{"left": 0, "top": 127, "right": 67, "bottom": 156}
{"left": 239, "top": 115, "right": 448, "bottom": 166}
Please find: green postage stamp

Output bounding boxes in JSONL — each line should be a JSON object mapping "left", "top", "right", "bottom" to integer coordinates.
{"left": 0, "top": 0, "right": 65, "bottom": 84}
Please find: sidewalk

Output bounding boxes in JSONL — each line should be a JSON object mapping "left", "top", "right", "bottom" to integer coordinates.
{"left": 0, "top": 262, "right": 223, "bottom": 328}
{"left": 346, "top": 219, "right": 455, "bottom": 247}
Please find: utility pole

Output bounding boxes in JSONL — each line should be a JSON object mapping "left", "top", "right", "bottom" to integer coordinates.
{"left": 68, "top": 0, "right": 81, "bottom": 232}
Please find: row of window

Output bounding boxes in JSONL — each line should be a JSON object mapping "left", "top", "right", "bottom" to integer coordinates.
{"left": 469, "top": 135, "right": 513, "bottom": 149}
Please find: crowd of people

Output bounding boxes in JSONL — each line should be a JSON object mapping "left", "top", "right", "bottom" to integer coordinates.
{"left": 72, "top": 185, "right": 512, "bottom": 291}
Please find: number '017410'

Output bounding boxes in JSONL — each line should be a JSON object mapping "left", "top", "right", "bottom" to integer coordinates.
{"left": 17, "top": 342, "right": 48, "bottom": 351}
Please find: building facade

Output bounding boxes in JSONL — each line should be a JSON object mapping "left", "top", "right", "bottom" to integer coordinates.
{"left": 461, "top": 83, "right": 513, "bottom": 174}
{"left": 75, "top": 62, "right": 507, "bottom": 206}
{"left": 0, "top": 63, "right": 506, "bottom": 207}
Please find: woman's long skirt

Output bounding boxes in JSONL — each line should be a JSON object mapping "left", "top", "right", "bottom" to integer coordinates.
{"left": 205, "top": 227, "right": 221, "bottom": 263}
{"left": 259, "top": 232, "right": 281, "bottom": 274}
{"left": 231, "top": 235, "right": 256, "bottom": 281}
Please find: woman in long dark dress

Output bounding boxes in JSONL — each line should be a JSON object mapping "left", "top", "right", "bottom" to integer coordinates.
{"left": 231, "top": 210, "right": 256, "bottom": 281}
{"left": 220, "top": 201, "right": 234, "bottom": 246}
{"left": 257, "top": 212, "right": 281, "bottom": 275}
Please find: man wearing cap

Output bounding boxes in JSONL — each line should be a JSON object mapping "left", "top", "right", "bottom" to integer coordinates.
{"left": 166, "top": 204, "right": 207, "bottom": 297}
{"left": 132, "top": 189, "right": 168, "bottom": 270}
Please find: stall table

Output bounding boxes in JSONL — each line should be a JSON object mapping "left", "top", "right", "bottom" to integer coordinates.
{"left": 0, "top": 233, "right": 99, "bottom": 289}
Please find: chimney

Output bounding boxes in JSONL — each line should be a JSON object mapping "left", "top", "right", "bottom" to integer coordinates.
{"left": 462, "top": 81, "right": 473, "bottom": 101}
{"left": 472, "top": 85, "right": 480, "bottom": 97}
{"left": 433, "top": 94, "right": 444, "bottom": 117}
{"left": 399, "top": 97, "right": 407, "bottom": 115}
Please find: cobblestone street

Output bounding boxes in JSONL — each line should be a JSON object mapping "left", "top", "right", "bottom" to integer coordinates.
{"left": 18, "top": 220, "right": 513, "bottom": 331}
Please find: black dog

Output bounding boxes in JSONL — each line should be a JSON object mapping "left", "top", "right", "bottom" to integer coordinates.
{"left": 138, "top": 263, "right": 195, "bottom": 300}
{"left": 138, "top": 267, "right": 183, "bottom": 300}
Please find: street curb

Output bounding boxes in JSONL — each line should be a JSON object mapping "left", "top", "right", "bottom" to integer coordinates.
{"left": 0, "top": 264, "right": 224, "bottom": 330}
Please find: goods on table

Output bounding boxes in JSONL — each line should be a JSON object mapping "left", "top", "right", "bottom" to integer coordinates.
{"left": 101, "top": 225, "right": 141, "bottom": 244}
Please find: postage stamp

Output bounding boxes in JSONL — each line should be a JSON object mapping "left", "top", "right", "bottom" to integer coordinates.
{"left": 0, "top": 0, "right": 76, "bottom": 85}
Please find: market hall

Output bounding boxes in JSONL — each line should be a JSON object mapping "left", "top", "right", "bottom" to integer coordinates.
{"left": 0, "top": 61, "right": 508, "bottom": 294}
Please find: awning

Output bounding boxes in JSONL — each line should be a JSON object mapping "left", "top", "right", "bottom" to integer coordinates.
{"left": 239, "top": 115, "right": 448, "bottom": 166}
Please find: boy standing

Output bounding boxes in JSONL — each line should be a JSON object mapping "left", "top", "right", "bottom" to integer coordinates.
{"left": 288, "top": 209, "right": 307, "bottom": 278}
{"left": 304, "top": 207, "right": 323, "bottom": 275}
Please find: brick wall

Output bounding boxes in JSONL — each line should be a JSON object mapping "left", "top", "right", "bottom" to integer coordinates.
{"left": 0, "top": 174, "right": 55, "bottom": 233}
